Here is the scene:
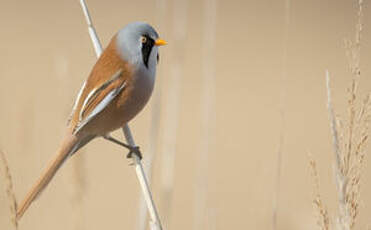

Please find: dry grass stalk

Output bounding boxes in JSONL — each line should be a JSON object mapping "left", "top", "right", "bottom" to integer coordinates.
{"left": 0, "top": 150, "right": 18, "bottom": 230}
{"left": 321, "top": 68, "right": 370, "bottom": 230}
{"left": 193, "top": 0, "right": 217, "bottom": 229}
{"left": 79, "top": 1, "right": 163, "bottom": 230}
{"left": 311, "top": 1, "right": 369, "bottom": 229}
{"left": 323, "top": 1, "right": 369, "bottom": 230}
{"left": 332, "top": 1, "right": 369, "bottom": 229}
{"left": 71, "top": 154, "right": 86, "bottom": 230}
{"left": 308, "top": 152, "right": 330, "bottom": 230}
{"left": 159, "top": 0, "right": 188, "bottom": 227}
{"left": 272, "top": 1, "right": 290, "bottom": 229}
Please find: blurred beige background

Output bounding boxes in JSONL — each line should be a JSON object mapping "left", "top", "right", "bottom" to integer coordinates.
{"left": 1, "top": 0, "right": 371, "bottom": 229}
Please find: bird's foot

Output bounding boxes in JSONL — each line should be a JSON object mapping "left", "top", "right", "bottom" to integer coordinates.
{"left": 103, "top": 135, "right": 142, "bottom": 161}
{"left": 126, "top": 146, "right": 142, "bottom": 160}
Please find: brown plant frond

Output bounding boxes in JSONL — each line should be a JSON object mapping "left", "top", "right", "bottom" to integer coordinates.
{"left": 308, "top": 152, "right": 330, "bottom": 230}
{"left": 0, "top": 150, "right": 18, "bottom": 230}
{"left": 327, "top": 1, "right": 369, "bottom": 230}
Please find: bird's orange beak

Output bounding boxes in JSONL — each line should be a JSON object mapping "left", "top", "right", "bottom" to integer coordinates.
{"left": 155, "top": 39, "right": 167, "bottom": 46}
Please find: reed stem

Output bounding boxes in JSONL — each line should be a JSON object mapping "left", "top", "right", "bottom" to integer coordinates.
{"left": 79, "top": 1, "right": 163, "bottom": 229}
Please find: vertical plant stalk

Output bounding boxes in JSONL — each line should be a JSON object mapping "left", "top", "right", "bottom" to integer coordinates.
{"left": 326, "top": 71, "right": 342, "bottom": 171}
{"left": 311, "top": 1, "right": 369, "bottom": 229}
{"left": 159, "top": 0, "right": 188, "bottom": 227}
{"left": 79, "top": 1, "right": 163, "bottom": 230}
{"left": 325, "top": 1, "right": 368, "bottom": 230}
{"left": 0, "top": 150, "right": 18, "bottom": 230}
{"left": 272, "top": 1, "right": 290, "bottom": 229}
{"left": 137, "top": 0, "right": 167, "bottom": 230}
{"left": 193, "top": 0, "right": 217, "bottom": 229}
{"left": 326, "top": 70, "right": 349, "bottom": 230}
{"left": 71, "top": 154, "right": 86, "bottom": 230}
{"left": 336, "top": 1, "right": 366, "bottom": 229}
{"left": 308, "top": 152, "right": 330, "bottom": 230}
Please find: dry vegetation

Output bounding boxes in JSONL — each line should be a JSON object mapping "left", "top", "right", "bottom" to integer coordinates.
{"left": 0, "top": 1, "right": 370, "bottom": 230}
{"left": 310, "top": 0, "right": 371, "bottom": 229}
{"left": 79, "top": 1, "right": 163, "bottom": 229}
{"left": 0, "top": 151, "right": 18, "bottom": 230}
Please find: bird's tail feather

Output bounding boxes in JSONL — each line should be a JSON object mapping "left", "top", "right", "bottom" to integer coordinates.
{"left": 16, "top": 133, "right": 91, "bottom": 220}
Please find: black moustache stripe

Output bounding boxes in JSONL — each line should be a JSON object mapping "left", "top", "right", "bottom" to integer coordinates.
{"left": 141, "top": 35, "right": 155, "bottom": 68}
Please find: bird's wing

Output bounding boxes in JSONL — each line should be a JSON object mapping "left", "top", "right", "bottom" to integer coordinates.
{"left": 73, "top": 69, "right": 126, "bottom": 135}
{"left": 67, "top": 81, "right": 87, "bottom": 125}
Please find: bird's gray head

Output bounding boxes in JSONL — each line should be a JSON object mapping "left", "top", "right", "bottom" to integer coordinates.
{"left": 116, "top": 22, "right": 166, "bottom": 73}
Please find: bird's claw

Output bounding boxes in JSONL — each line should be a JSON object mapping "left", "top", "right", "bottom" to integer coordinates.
{"left": 126, "top": 146, "right": 142, "bottom": 160}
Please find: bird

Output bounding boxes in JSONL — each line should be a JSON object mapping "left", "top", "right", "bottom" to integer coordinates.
{"left": 16, "top": 22, "right": 167, "bottom": 220}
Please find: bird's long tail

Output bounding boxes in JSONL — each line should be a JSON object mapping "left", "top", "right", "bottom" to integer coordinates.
{"left": 16, "top": 132, "right": 88, "bottom": 220}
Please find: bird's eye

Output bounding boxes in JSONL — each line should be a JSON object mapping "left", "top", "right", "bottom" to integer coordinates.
{"left": 141, "top": 36, "right": 147, "bottom": 43}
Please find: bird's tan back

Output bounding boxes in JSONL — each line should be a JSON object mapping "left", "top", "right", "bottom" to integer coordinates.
{"left": 69, "top": 35, "right": 134, "bottom": 135}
